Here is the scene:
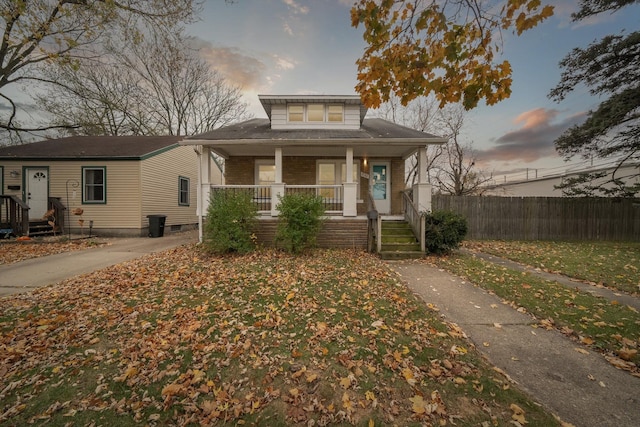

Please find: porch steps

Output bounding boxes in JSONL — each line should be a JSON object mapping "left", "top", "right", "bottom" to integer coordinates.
{"left": 28, "top": 220, "right": 56, "bottom": 237}
{"left": 379, "top": 220, "right": 424, "bottom": 260}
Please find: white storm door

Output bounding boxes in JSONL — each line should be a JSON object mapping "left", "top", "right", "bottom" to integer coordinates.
{"left": 26, "top": 168, "right": 49, "bottom": 218}
{"left": 371, "top": 162, "right": 390, "bottom": 215}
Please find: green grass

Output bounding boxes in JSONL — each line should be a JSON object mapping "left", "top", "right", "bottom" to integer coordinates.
{"left": 465, "top": 240, "right": 640, "bottom": 295}
{"left": 0, "top": 247, "right": 560, "bottom": 426}
{"left": 434, "top": 252, "right": 640, "bottom": 373}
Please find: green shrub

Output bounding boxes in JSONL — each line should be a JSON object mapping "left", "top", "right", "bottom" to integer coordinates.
{"left": 424, "top": 210, "right": 468, "bottom": 254}
{"left": 275, "top": 193, "right": 325, "bottom": 253}
{"left": 203, "top": 189, "right": 257, "bottom": 254}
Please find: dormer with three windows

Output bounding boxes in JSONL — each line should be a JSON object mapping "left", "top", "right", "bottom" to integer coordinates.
{"left": 258, "top": 95, "right": 367, "bottom": 130}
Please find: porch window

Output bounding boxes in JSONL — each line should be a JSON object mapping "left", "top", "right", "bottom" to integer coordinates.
{"left": 255, "top": 161, "right": 275, "bottom": 200}
{"left": 178, "top": 176, "right": 190, "bottom": 206}
{"left": 82, "top": 166, "right": 106, "bottom": 204}
{"left": 317, "top": 160, "right": 360, "bottom": 198}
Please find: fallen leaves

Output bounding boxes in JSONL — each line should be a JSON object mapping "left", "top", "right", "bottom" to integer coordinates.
{"left": 0, "top": 239, "right": 106, "bottom": 265}
{"left": 0, "top": 247, "right": 561, "bottom": 426}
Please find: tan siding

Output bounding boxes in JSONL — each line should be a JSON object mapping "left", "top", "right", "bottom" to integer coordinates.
{"left": 141, "top": 145, "right": 198, "bottom": 229}
{"left": 0, "top": 159, "right": 143, "bottom": 229}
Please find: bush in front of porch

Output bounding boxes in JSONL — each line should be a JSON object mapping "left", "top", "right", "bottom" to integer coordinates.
{"left": 204, "top": 189, "right": 257, "bottom": 254}
{"left": 275, "top": 193, "right": 325, "bottom": 254}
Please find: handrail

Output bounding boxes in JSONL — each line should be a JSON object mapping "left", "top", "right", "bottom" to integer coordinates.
{"left": 0, "top": 195, "right": 30, "bottom": 236}
{"left": 402, "top": 190, "right": 425, "bottom": 252}
{"left": 366, "top": 191, "right": 381, "bottom": 253}
{"left": 48, "top": 197, "right": 67, "bottom": 235}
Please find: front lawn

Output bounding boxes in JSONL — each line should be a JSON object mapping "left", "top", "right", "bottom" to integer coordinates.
{"left": 433, "top": 252, "right": 640, "bottom": 376}
{"left": 465, "top": 240, "right": 640, "bottom": 295}
{"left": 0, "top": 246, "right": 559, "bottom": 426}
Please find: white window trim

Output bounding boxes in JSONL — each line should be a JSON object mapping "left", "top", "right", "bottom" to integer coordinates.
{"left": 287, "top": 104, "right": 344, "bottom": 123}
{"left": 316, "top": 159, "right": 361, "bottom": 199}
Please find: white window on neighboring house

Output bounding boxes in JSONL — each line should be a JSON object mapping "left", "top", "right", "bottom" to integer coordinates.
{"left": 82, "top": 166, "right": 106, "bottom": 204}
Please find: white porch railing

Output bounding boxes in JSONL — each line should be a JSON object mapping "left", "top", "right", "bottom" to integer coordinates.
{"left": 208, "top": 184, "right": 345, "bottom": 215}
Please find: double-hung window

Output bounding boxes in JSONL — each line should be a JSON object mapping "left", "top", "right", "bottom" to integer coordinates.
{"left": 317, "top": 160, "right": 359, "bottom": 199}
{"left": 178, "top": 176, "right": 190, "bottom": 206}
{"left": 287, "top": 104, "right": 344, "bottom": 123}
{"left": 82, "top": 167, "right": 106, "bottom": 204}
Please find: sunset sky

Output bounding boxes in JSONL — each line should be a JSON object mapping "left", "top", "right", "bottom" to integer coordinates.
{"left": 187, "top": 0, "right": 639, "bottom": 180}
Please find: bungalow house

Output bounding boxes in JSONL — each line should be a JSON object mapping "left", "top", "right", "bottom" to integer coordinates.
{"left": 181, "top": 95, "right": 446, "bottom": 255}
{"left": 0, "top": 135, "right": 216, "bottom": 237}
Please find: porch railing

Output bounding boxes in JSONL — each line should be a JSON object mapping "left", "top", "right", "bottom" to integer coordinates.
{"left": 285, "top": 185, "right": 343, "bottom": 213}
{"left": 48, "top": 197, "right": 67, "bottom": 235}
{"left": 210, "top": 185, "right": 272, "bottom": 212}
{"left": 210, "top": 184, "right": 345, "bottom": 214}
{"left": 0, "top": 195, "right": 30, "bottom": 236}
{"left": 402, "top": 189, "right": 425, "bottom": 252}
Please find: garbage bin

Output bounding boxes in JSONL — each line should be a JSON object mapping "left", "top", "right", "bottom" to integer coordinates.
{"left": 147, "top": 215, "right": 166, "bottom": 238}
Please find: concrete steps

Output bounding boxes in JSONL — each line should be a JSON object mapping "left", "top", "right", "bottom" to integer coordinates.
{"left": 379, "top": 220, "right": 424, "bottom": 260}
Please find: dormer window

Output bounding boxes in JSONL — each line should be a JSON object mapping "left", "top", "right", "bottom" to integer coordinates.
{"left": 287, "top": 104, "right": 344, "bottom": 123}
{"left": 288, "top": 105, "right": 304, "bottom": 122}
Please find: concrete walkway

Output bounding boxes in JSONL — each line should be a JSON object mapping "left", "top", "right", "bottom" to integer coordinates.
{"left": 390, "top": 260, "right": 640, "bottom": 427}
{"left": 0, "top": 230, "right": 198, "bottom": 296}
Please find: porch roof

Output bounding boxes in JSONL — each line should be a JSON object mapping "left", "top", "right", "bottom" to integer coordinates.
{"left": 181, "top": 118, "right": 447, "bottom": 159}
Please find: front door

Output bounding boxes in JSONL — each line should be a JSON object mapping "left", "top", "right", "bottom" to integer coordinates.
{"left": 25, "top": 167, "right": 49, "bottom": 218}
{"left": 371, "top": 162, "right": 390, "bottom": 215}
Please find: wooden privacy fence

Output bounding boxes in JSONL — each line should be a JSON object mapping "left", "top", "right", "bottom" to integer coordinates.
{"left": 432, "top": 196, "right": 640, "bottom": 241}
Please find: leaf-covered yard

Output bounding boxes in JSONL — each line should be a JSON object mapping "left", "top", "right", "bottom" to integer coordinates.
{"left": 0, "top": 246, "right": 559, "bottom": 426}
{"left": 0, "top": 239, "right": 106, "bottom": 265}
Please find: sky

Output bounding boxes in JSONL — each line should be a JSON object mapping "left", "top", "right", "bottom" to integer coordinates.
{"left": 186, "top": 0, "right": 640, "bottom": 182}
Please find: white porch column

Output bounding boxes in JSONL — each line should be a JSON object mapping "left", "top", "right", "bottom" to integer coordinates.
{"left": 198, "top": 146, "right": 212, "bottom": 242}
{"left": 271, "top": 147, "right": 284, "bottom": 216}
{"left": 275, "top": 147, "right": 283, "bottom": 184}
{"left": 414, "top": 146, "right": 432, "bottom": 212}
{"left": 343, "top": 147, "right": 357, "bottom": 216}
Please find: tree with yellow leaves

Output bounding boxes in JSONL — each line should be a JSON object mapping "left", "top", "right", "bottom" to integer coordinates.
{"left": 351, "top": 0, "right": 554, "bottom": 109}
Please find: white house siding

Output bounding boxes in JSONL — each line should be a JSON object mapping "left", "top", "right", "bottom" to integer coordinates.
{"left": 270, "top": 104, "right": 361, "bottom": 130}
{"left": 140, "top": 145, "right": 198, "bottom": 231}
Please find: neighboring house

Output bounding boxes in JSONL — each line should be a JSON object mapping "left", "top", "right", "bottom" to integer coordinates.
{"left": 0, "top": 135, "right": 213, "bottom": 237}
{"left": 181, "top": 94, "right": 446, "bottom": 251}
{"left": 484, "top": 162, "right": 640, "bottom": 197}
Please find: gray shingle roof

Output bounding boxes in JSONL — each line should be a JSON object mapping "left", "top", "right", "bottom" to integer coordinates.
{"left": 187, "top": 118, "right": 441, "bottom": 141}
{"left": 0, "top": 135, "right": 182, "bottom": 160}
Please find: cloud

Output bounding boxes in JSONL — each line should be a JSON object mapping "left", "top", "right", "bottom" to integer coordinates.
{"left": 192, "top": 39, "right": 268, "bottom": 91}
{"left": 476, "top": 108, "right": 586, "bottom": 164}
{"left": 281, "top": 0, "right": 309, "bottom": 15}
{"left": 273, "top": 54, "right": 297, "bottom": 70}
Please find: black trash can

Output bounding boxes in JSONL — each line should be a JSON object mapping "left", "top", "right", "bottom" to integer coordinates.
{"left": 147, "top": 215, "right": 166, "bottom": 238}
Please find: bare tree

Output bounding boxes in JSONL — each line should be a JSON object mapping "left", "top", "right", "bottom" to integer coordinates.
{"left": 375, "top": 95, "right": 445, "bottom": 186}
{"left": 376, "top": 97, "right": 492, "bottom": 194}
{"left": 0, "top": 0, "right": 201, "bottom": 141}
{"left": 432, "top": 103, "right": 493, "bottom": 195}
{"left": 39, "top": 28, "right": 249, "bottom": 136}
